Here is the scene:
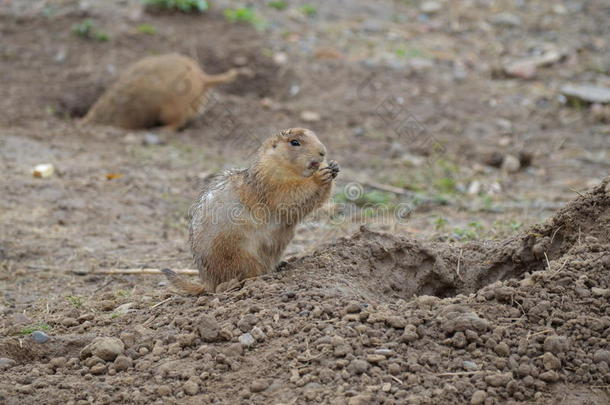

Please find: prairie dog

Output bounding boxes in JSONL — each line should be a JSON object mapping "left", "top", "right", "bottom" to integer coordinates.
{"left": 82, "top": 53, "right": 245, "bottom": 131}
{"left": 163, "top": 128, "right": 340, "bottom": 294}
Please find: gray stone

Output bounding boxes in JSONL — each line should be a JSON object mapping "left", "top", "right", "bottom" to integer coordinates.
{"left": 239, "top": 333, "right": 255, "bottom": 347}
{"left": 31, "top": 331, "right": 50, "bottom": 343}
{"left": 561, "top": 84, "right": 610, "bottom": 104}
{"left": 463, "top": 361, "right": 479, "bottom": 371}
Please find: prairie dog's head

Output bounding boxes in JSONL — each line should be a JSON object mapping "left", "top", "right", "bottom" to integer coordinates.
{"left": 260, "top": 128, "right": 328, "bottom": 178}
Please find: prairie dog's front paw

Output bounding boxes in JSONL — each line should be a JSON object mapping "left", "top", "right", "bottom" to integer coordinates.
{"left": 318, "top": 160, "right": 340, "bottom": 184}
{"left": 327, "top": 160, "right": 340, "bottom": 178}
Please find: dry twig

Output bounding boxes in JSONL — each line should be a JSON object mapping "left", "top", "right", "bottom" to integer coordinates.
{"left": 93, "top": 268, "right": 198, "bottom": 275}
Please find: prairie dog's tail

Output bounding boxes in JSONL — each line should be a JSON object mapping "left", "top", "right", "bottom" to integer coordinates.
{"left": 205, "top": 67, "right": 254, "bottom": 86}
{"left": 161, "top": 268, "right": 207, "bottom": 295}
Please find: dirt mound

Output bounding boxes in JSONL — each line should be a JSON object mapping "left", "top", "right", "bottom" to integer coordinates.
{"left": 288, "top": 177, "right": 610, "bottom": 301}
{"left": 1, "top": 179, "right": 608, "bottom": 404}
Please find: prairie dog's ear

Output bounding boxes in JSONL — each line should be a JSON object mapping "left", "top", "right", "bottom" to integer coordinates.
{"left": 279, "top": 128, "right": 309, "bottom": 137}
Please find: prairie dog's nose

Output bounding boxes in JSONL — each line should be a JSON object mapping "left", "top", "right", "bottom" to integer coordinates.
{"left": 319, "top": 150, "right": 326, "bottom": 157}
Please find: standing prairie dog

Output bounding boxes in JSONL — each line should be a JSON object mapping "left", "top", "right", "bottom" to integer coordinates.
{"left": 163, "top": 128, "right": 340, "bottom": 294}
{"left": 82, "top": 53, "right": 247, "bottom": 131}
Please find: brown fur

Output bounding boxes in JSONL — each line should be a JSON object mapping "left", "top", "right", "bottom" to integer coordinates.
{"left": 82, "top": 53, "right": 242, "bottom": 131}
{"left": 164, "top": 128, "right": 340, "bottom": 295}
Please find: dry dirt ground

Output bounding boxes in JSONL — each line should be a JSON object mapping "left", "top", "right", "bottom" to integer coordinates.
{"left": 1, "top": 0, "right": 609, "bottom": 404}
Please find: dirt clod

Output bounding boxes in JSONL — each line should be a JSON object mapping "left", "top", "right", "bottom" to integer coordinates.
{"left": 198, "top": 315, "right": 220, "bottom": 343}
{"left": 250, "top": 379, "right": 270, "bottom": 393}
{"left": 113, "top": 355, "right": 132, "bottom": 372}
{"left": 470, "top": 390, "right": 487, "bottom": 405}
{"left": 543, "top": 336, "right": 568, "bottom": 355}
{"left": 82, "top": 337, "right": 124, "bottom": 362}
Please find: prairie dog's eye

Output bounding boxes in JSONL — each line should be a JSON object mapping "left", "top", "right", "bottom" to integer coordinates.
{"left": 290, "top": 139, "right": 301, "bottom": 147}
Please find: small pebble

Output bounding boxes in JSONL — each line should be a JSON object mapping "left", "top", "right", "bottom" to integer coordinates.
{"left": 143, "top": 133, "right": 164, "bottom": 146}
{"left": 300, "top": 111, "right": 321, "bottom": 122}
{"left": 239, "top": 333, "right": 255, "bottom": 347}
{"left": 463, "top": 361, "right": 479, "bottom": 371}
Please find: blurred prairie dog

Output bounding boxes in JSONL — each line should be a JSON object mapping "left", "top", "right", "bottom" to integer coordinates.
{"left": 163, "top": 128, "right": 340, "bottom": 294}
{"left": 83, "top": 53, "right": 249, "bottom": 131}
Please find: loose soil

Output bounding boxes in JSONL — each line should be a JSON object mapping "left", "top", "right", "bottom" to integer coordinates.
{"left": 1, "top": 1, "right": 609, "bottom": 404}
